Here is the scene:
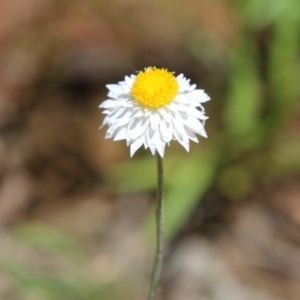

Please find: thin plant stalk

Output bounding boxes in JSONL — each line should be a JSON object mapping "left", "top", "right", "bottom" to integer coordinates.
{"left": 147, "top": 154, "right": 164, "bottom": 300}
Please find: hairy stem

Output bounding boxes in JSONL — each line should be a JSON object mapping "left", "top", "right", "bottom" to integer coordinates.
{"left": 147, "top": 155, "right": 164, "bottom": 300}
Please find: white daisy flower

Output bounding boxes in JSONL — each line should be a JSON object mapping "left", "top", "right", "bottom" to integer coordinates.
{"left": 99, "top": 67, "right": 210, "bottom": 157}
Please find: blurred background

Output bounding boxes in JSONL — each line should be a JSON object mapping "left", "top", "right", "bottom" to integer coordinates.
{"left": 0, "top": 0, "right": 300, "bottom": 299}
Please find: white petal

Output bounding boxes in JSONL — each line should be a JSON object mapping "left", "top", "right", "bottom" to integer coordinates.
{"left": 188, "top": 108, "right": 208, "bottom": 120}
{"left": 176, "top": 132, "right": 190, "bottom": 151}
{"left": 177, "top": 75, "right": 191, "bottom": 92}
{"left": 113, "top": 127, "right": 127, "bottom": 141}
{"left": 159, "top": 120, "right": 172, "bottom": 143}
{"left": 179, "top": 105, "right": 208, "bottom": 120}
{"left": 127, "top": 118, "right": 149, "bottom": 141}
{"left": 188, "top": 89, "right": 210, "bottom": 103}
{"left": 114, "top": 110, "right": 134, "bottom": 126}
{"left": 106, "top": 84, "right": 122, "bottom": 92}
{"left": 110, "top": 106, "right": 127, "bottom": 120}
{"left": 101, "top": 115, "right": 112, "bottom": 127}
{"left": 150, "top": 113, "right": 160, "bottom": 130}
{"left": 130, "top": 136, "right": 144, "bottom": 157}
{"left": 124, "top": 75, "right": 136, "bottom": 85}
{"left": 146, "top": 128, "right": 160, "bottom": 155}
{"left": 184, "top": 117, "right": 207, "bottom": 138}
{"left": 99, "top": 99, "right": 119, "bottom": 109}
{"left": 131, "top": 109, "right": 144, "bottom": 118}
{"left": 171, "top": 111, "right": 188, "bottom": 139}
{"left": 158, "top": 107, "right": 172, "bottom": 122}
{"left": 105, "top": 123, "right": 121, "bottom": 138}
{"left": 172, "top": 124, "right": 187, "bottom": 150}
{"left": 175, "top": 93, "right": 199, "bottom": 106}
{"left": 185, "top": 128, "right": 199, "bottom": 143}
{"left": 156, "top": 141, "right": 166, "bottom": 157}
{"left": 181, "top": 140, "right": 190, "bottom": 152}
{"left": 106, "top": 84, "right": 126, "bottom": 98}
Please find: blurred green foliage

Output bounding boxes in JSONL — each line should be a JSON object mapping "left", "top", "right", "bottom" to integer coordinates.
{"left": 0, "top": 223, "right": 133, "bottom": 300}
{"left": 111, "top": 148, "right": 219, "bottom": 241}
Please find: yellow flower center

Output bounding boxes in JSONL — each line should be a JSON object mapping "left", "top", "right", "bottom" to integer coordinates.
{"left": 131, "top": 67, "right": 179, "bottom": 108}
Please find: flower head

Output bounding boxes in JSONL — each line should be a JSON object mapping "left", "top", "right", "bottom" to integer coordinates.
{"left": 99, "top": 67, "right": 210, "bottom": 157}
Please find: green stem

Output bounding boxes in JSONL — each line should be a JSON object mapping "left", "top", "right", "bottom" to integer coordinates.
{"left": 147, "top": 154, "right": 164, "bottom": 300}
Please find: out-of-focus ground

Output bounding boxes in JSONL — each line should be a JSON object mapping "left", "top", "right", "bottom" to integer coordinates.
{"left": 1, "top": 0, "right": 300, "bottom": 299}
